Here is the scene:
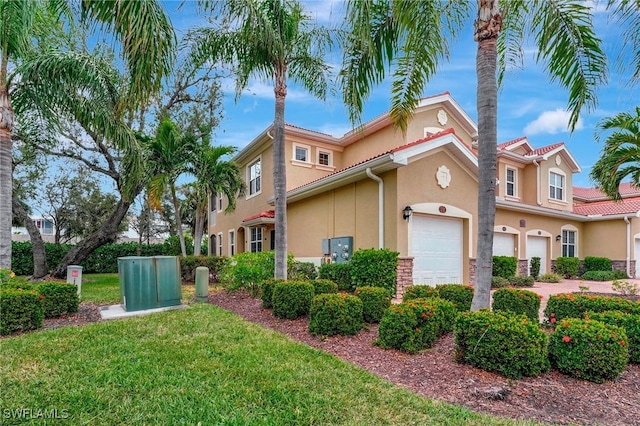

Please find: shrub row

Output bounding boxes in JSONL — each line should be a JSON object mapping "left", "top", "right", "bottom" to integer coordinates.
{"left": 544, "top": 293, "right": 640, "bottom": 323}
{"left": 37, "top": 283, "right": 79, "bottom": 318}
{"left": 403, "top": 284, "right": 473, "bottom": 312}
{"left": 492, "top": 288, "right": 541, "bottom": 322}
{"left": 0, "top": 289, "right": 44, "bottom": 335}
{"left": 554, "top": 257, "right": 580, "bottom": 278}
{"left": 581, "top": 270, "right": 628, "bottom": 281}
{"left": 355, "top": 286, "right": 391, "bottom": 323}
{"left": 318, "top": 262, "right": 352, "bottom": 291}
{"left": 309, "top": 293, "right": 364, "bottom": 336}
{"left": 583, "top": 256, "right": 611, "bottom": 273}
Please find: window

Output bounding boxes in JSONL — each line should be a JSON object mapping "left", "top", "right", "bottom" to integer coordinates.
{"left": 218, "top": 233, "right": 223, "bottom": 256}
{"left": 318, "top": 151, "right": 331, "bottom": 166}
{"left": 218, "top": 194, "right": 223, "bottom": 211}
{"left": 248, "top": 158, "right": 261, "bottom": 196}
{"left": 506, "top": 168, "right": 516, "bottom": 197}
{"left": 562, "top": 229, "right": 576, "bottom": 257}
{"left": 209, "top": 193, "right": 216, "bottom": 212}
{"left": 549, "top": 172, "right": 564, "bottom": 201}
{"left": 295, "top": 146, "right": 308, "bottom": 162}
{"left": 250, "top": 227, "right": 263, "bottom": 253}
{"left": 229, "top": 230, "right": 235, "bottom": 256}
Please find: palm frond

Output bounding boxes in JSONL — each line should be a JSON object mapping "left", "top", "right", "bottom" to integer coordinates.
{"left": 608, "top": 0, "right": 640, "bottom": 85}
{"left": 497, "top": 0, "right": 528, "bottom": 87}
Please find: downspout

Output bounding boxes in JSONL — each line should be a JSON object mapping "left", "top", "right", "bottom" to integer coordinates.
{"left": 624, "top": 216, "right": 631, "bottom": 278}
{"left": 533, "top": 160, "right": 542, "bottom": 206}
{"left": 366, "top": 167, "right": 384, "bottom": 248}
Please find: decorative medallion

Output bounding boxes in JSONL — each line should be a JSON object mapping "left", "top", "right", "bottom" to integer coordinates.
{"left": 502, "top": 226, "right": 507, "bottom": 232}
{"left": 555, "top": 155, "right": 562, "bottom": 166}
{"left": 436, "top": 165, "right": 451, "bottom": 189}
{"left": 437, "top": 109, "right": 448, "bottom": 126}
{"left": 439, "top": 206, "right": 447, "bottom": 213}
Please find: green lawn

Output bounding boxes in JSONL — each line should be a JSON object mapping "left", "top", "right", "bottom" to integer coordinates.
{"left": 0, "top": 304, "right": 541, "bottom": 425}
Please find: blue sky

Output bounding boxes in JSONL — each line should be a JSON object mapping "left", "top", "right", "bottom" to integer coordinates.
{"left": 168, "top": 0, "right": 639, "bottom": 188}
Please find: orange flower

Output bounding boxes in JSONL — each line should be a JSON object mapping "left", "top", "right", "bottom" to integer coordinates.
{"left": 563, "top": 336, "right": 571, "bottom": 343}
{"left": 620, "top": 340, "right": 626, "bottom": 346}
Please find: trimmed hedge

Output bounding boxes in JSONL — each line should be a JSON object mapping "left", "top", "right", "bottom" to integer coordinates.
{"left": 0, "top": 289, "right": 44, "bottom": 335}
{"left": 312, "top": 279, "right": 338, "bottom": 295}
{"left": 37, "top": 283, "right": 79, "bottom": 318}
{"left": 402, "top": 285, "right": 438, "bottom": 302}
{"left": 554, "top": 257, "right": 579, "bottom": 278}
{"left": 355, "top": 286, "right": 391, "bottom": 323}
{"left": 508, "top": 275, "right": 535, "bottom": 287}
{"left": 318, "top": 262, "right": 353, "bottom": 292}
{"left": 492, "top": 256, "right": 517, "bottom": 279}
{"left": 491, "top": 276, "right": 510, "bottom": 289}
{"left": 349, "top": 248, "right": 399, "bottom": 295}
{"left": 529, "top": 257, "right": 541, "bottom": 279}
{"left": 308, "top": 293, "right": 364, "bottom": 336}
{"left": 544, "top": 293, "right": 640, "bottom": 324}
{"left": 583, "top": 256, "right": 611, "bottom": 273}
{"left": 492, "top": 288, "right": 541, "bottom": 322}
{"left": 549, "top": 318, "right": 628, "bottom": 383}
{"left": 288, "top": 261, "right": 318, "bottom": 281}
{"left": 454, "top": 310, "right": 550, "bottom": 379}
{"left": 260, "top": 278, "right": 284, "bottom": 309}
{"left": 586, "top": 311, "right": 640, "bottom": 364}
{"left": 581, "top": 270, "right": 627, "bottom": 281}
{"left": 436, "top": 284, "right": 474, "bottom": 312}
{"left": 272, "top": 281, "right": 315, "bottom": 319}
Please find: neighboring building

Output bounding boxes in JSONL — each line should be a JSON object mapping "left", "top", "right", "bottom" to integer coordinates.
{"left": 12, "top": 216, "right": 55, "bottom": 243}
{"left": 209, "top": 92, "right": 640, "bottom": 296}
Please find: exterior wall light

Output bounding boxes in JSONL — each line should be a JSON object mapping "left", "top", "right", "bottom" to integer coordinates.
{"left": 555, "top": 234, "right": 562, "bottom": 242}
{"left": 403, "top": 206, "right": 413, "bottom": 220}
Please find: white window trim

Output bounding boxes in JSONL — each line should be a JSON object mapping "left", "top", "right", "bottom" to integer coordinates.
{"left": 505, "top": 167, "right": 517, "bottom": 198}
{"left": 217, "top": 232, "right": 223, "bottom": 257}
{"left": 247, "top": 155, "right": 262, "bottom": 199}
{"left": 560, "top": 225, "right": 578, "bottom": 258}
{"left": 217, "top": 194, "right": 223, "bottom": 213}
{"left": 293, "top": 142, "right": 311, "bottom": 160}
{"left": 250, "top": 226, "right": 263, "bottom": 253}
{"left": 549, "top": 168, "right": 566, "bottom": 202}
{"left": 228, "top": 229, "right": 235, "bottom": 256}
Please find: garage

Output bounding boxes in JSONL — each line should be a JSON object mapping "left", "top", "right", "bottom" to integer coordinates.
{"left": 493, "top": 233, "right": 515, "bottom": 257}
{"left": 410, "top": 215, "right": 463, "bottom": 285}
{"left": 527, "top": 236, "right": 548, "bottom": 275}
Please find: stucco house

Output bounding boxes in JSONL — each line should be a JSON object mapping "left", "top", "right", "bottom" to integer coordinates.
{"left": 209, "top": 92, "right": 640, "bottom": 296}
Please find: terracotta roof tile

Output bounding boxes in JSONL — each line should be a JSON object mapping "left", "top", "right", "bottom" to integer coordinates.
{"left": 573, "top": 182, "right": 640, "bottom": 200}
{"left": 498, "top": 136, "right": 527, "bottom": 150}
{"left": 242, "top": 210, "right": 275, "bottom": 223}
{"left": 573, "top": 197, "right": 640, "bottom": 216}
{"left": 525, "top": 142, "right": 564, "bottom": 157}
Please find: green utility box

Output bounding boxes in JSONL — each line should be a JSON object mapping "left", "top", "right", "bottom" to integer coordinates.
{"left": 117, "top": 256, "right": 182, "bottom": 312}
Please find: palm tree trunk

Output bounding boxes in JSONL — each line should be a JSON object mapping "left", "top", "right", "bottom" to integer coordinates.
{"left": 193, "top": 203, "right": 205, "bottom": 256}
{"left": 471, "top": 0, "right": 501, "bottom": 311}
{"left": 0, "top": 85, "right": 14, "bottom": 270}
{"left": 273, "top": 68, "right": 288, "bottom": 280}
{"left": 171, "top": 184, "right": 187, "bottom": 257}
{"left": 52, "top": 199, "right": 132, "bottom": 277}
{"left": 12, "top": 197, "right": 47, "bottom": 279}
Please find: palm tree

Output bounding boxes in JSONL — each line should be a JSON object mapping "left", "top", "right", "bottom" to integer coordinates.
{"left": 590, "top": 108, "right": 640, "bottom": 199}
{"left": 0, "top": 1, "right": 175, "bottom": 270}
{"left": 187, "top": 0, "right": 333, "bottom": 279}
{"left": 341, "top": 0, "right": 605, "bottom": 309}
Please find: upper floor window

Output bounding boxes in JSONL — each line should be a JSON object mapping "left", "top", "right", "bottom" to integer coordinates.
{"left": 248, "top": 158, "right": 261, "bottom": 196}
{"left": 318, "top": 150, "right": 331, "bottom": 166}
{"left": 209, "top": 193, "right": 216, "bottom": 212}
{"left": 549, "top": 172, "right": 564, "bottom": 201}
{"left": 506, "top": 168, "right": 516, "bottom": 197}
{"left": 217, "top": 194, "right": 223, "bottom": 212}
{"left": 562, "top": 229, "right": 576, "bottom": 257}
{"left": 295, "top": 146, "right": 308, "bottom": 162}
{"left": 250, "top": 227, "right": 263, "bottom": 253}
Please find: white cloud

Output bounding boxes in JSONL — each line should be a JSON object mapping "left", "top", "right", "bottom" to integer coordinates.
{"left": 523, "top": 109, "right": 584, "bottom": 135}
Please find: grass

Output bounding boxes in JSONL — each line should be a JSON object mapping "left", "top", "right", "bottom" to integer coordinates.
{"left": 80, "top": 273, "right": 196, "bottom": 304}
{"left": 0, "top": 304, "right": 541, "bottom": 425}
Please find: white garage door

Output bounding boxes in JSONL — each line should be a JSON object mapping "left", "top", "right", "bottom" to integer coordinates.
{"left": 411, "top": 215, "right": 463, "bottom": 286}
{"left": 493, "top": 233, "right": 515, "bottom": 256}
{"left": 527, "top": 236, "right": 548, "bottom": 275}
{"left": 635, "top": 239, "right": 640, "bottom": 278}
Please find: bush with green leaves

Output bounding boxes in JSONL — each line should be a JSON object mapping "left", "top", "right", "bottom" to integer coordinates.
{"left": 288, "top": 261, "right": 318, "bottom": 281}
{"left": 260, "top": 278, "right": 284, "bottom": 309}
{"left": 436, "top": 284, "right": 473, "bottom": 312}
{"left": 492, "top": 256, "right": 517, "bottom": 279}
{"left": 402, "top": 285, "right": 438, "bottom": 301}
{"left": 545, "top": 293, "right": 640, "bottom": 324}
{"left": 491, "top": 276, "right": 510, "bottom": 289}
{"left": 454, "top": 310, "right": 550, "bottom": 379}
{"left": 163, "top": 235, "right": 194, "bottom": 256}
{"left": 529, "top": 257, "right": 541, "bottom": 279}
{"left": 308, "top": 293, "right": 364, "bottom": 336}
{"left": 37, "top": 283, "right": 79, "bottom": 318}
{"left": 508, "top": 275, "right": 535, "bottom": 287}
{"left": 538, "top": 273, "right": 562, "bottom": 283}
{"left": 312, "top": 279, "right": 338, "bottom": 295}
{"left": 581, "top": 270, "right": 627, "bottom": 281}
{"left": 553, "top": 257, "right": 579, "bottom": 278}
{"left": 355, "top": 286, "right": 391, "bottom": 323}
{"left": 583, "top": 256, "right": 611, "bottom": 273}
{"left": 548, "top": 318, "right": 628, "bottom": 383}
{"left": 219, "top": 251, "right": 292, "bottom": 297}
{"left": 0, "top": 289, "right": 44, "bottom": 335}
{"left": 318, "top": 262, "right": 353, "bottom": 292}
{"left": 612, "top": 280, "right": 639, "bottom": 296}
{"left": 586, "top": 311, "right": 640, "bottom": 364}
{"left": 492, "top": 288, "right": 541, "bottom": 322}
{"left": 272, "top": 281, "right": 315, "bottom": 319}
{"left": 179, "top": 256, "right": 227, "bottom": 283}
{"left": 349, "top": 248, "right": 399, "bottom": 295}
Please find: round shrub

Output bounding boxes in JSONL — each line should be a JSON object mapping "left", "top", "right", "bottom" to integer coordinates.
{"left": 37, "top": 283, "right": 79, "bottom": 318}
{"left": 318, "top": 262, "right": 353, "bottom": 292}
{"left": 260, "top": 278, "right": 284, "bottom": 309}
{"left": 454, "top": 310, "right": 550, "bottom": 379}
{"left": 349, "top": 248, "right": 399, "bottom": 295}
{"left": 548, "top": 318, "right": 629, "bottom": 383}
{"left": 355, "top": 286, "right": 391, "bottom": 323}
{"left": 308, "top": 293, "right": 364, "bottom": 336}
{"left": 492, "top": 288, "right": 541, "bottom": 322}
{"left": 586, "top": 311, "right": 640, "bottom": 364}
{"left": 272, "top": 281, "right": 315, "bottom": 319}
{"left": 0, "top": 289, "right": 44, "bottom": 335}
{"left": 436, "top": 284, "right": 473, "bottom": 312}
{"left": 491, "top": 276, "right": 509, "bottom": 289}
{"left": 538, "top": 273, "right": 562, "bottom": 283}
{"left": 402, "top": 285, "right": 438, "bottom": 302}
{"left": 312, "top": 279, "right": 338, "bottom": 295}
{"left": 544, "top": 293, "right": 640, "bottom": 324}
{"left": 508, "top": 275, "right": 535, "bottom": 287}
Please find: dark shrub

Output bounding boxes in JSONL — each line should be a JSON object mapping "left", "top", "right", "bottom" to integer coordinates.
{"left": 491, "top": 276, "right": 510, "bottom": 289}
{"left": 508, "top": 275, "right": 535, "bottom": 287}
{"left": 402, "top": 285, "right": 438, "bottom": 301}
{"left": 436, "top": 284, "right": 473, "bottom": 312}
{"left": 261, "top": 278, "right": 284, "bottom": 309}
{"left": 288, "top": 261, "right": 318, "bottom": 280}
{"left": 544, "top": 293, "right": 640, "bottom": 324}
{"left": 308, "top": 293, "right": 364, "bottom": 336}
{"left": 454, "top": 310, "right": 550, "bottom": 379}
{"left": 492, "top": 288, "right": 541, "bottom": 322}
{"left": 583, "top": 256, "right": 611, "bottom": 273}
{"left": 492, "top": 256, "right": 517, "bottom": 279}
{"left": 179, "top": 256, "right": 226, "bottom": 283}
{"left": 272, "top": 281, "right": 315, "bottom": 319}
{"left": 529, "top": 257, "right": 541, "bottom": 279}
{"left": 538, "top": 273, "right": 562, "bottom": 283}
{"left": 0, "top": 289, "right": 44, "bottom": 335}
{"left": 312, "top": 279, "right": 338, "bottom": 295}
{"left": 553, "top": 257, "right": 579, "bottom": 278}
{"left": 37, "top": 283, "right": 79, "bottom": 318}
{"left": 355, "top": 286, "right": 391, "bottom": 323}
{"left": 349, "top": 248, "right": 399, "bottom": 295}
{"left": 549, "top": 318, "right": 628, "bottom": 383}
{"left": 318, "top": 262, "right": 353, "bottom": 292}
{"left": 586, "top": 311, "right": 640, "bottom": 364}
{"left": 581, "top": 270, "right": 627, "bottom": 281}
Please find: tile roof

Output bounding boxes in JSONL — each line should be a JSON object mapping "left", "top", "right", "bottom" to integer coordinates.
{"left": 573, "top": 182, "right": 640, "bottom": 200}
{"left": 285, "top": 123, "right": 336, "bottom": 138}
{"left": 573, "top": 197, "right": 640, "bottom": 216}
{"left": 525, "top": 142, "right": 564, "bottom": 157}
{"left": 242, "top": 210, "right": 275, "bottom": 223}
{"left": 498, "top": 136, "right": 527, "bottom": 150}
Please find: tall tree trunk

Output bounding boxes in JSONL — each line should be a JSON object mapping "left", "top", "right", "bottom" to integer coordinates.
{"left": 52, "top": 199, "right": 131, "bottom": 277}
{"left": 12, "top": 197, "right": 48, "bottom": 279}
{"left": 193, "top": 204, "right": 205, "bottom": 256}
{"left": 0, "top": 86, "right": 15, "bottom": 270}
{"left": 471, "top": 0, "right": 501, "bottom": 310}
{"left": 273, "top": 68, "right": 287, "bottom": 280}
{"left": 171, "top": 184, "right": 187, "bottom": 257}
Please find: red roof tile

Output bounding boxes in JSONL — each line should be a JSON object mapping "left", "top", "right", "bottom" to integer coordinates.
{"left": 498, "top": 136, "right": 527, "bottom": 150}
{"left": 525, "top": 142, "right": 564, "bottom": 157}
{"left": 242, "top": 210, "right": 275, "bottom": 223}
{"left": 573, "top": 182, "right": 640, "bottom": 200}
{"left": 573, "top": 197, "right": 640, "bottom": 216}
